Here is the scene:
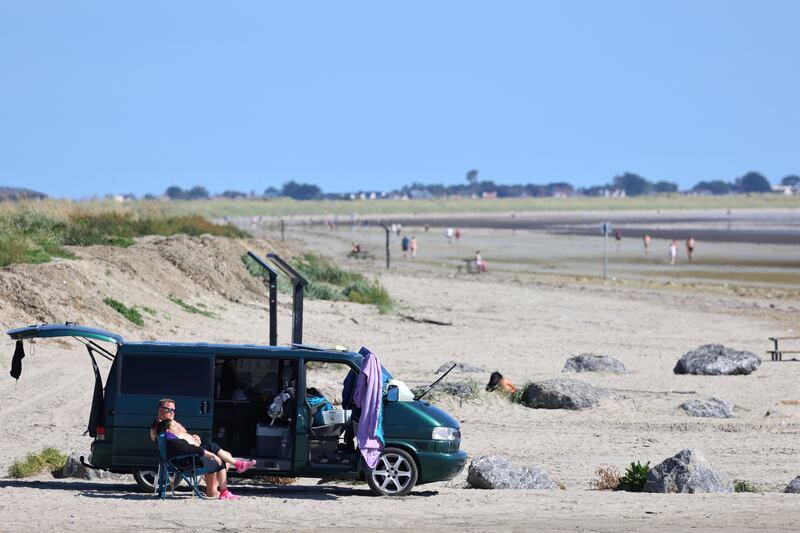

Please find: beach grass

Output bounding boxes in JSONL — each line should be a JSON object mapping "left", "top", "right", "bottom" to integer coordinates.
{"left": 7, "top": 448, "right": 68, "bottom": 478}
{"left": 103, "top": 298, "right": 145, "bottom": 326}
{"left": 157, "top": 193, "right": 800, "bottom": 219}
{"left": 0, "top": 203, "right": 247, "bottom": 267}
{"left": 169, "top": 296, "right": 217, "bottom": 318}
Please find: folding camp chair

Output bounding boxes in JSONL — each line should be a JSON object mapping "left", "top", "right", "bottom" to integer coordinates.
{"left": 156, "top": 433, "right": 210, "bottom": 499}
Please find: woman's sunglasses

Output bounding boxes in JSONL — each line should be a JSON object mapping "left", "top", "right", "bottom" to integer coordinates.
{"left": 160, "top": 407, "right": 176, "bottom": 414}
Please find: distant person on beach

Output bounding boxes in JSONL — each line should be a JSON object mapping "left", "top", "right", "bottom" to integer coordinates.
{"left": 445, "top": 227, "right": 454, "bottom": 243}
{"left": 455, "top": 228, "right": 461, "bottom": 241}
{"left": 424, "top": 223, "right": 430, "bottom": 232}
{"left": 409, "top": 236, "right": 418, "bottom": 258}
{"left": 643, "top": 234, "right": 652, "bottom": 255}
{"left": 686, "top": 236, "right": 696, "bottom": 261}
{"left": 401, "top": 235, "right": 410, "bottom": 258}
{"left": 474, "top": 250, "right": 487, "bottom": 272}
{"left": 669, "top": 240, "right": 678, "bottom": 265}
{"left": 351, "top": 242, "right": 361, "bottom": 254}
{"left": 615, "top": 229, "right": 622, "bottom": 250}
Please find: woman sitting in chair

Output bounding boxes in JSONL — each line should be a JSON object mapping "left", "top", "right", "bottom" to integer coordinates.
{"left": 157, "top": 420, "right": 243, "bottom": 500}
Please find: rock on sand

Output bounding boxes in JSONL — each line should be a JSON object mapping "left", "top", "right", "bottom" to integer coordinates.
{"left": 784, "top": 476, "right": 800, "bottom": 493}
{"left": 61, "top": 452, "right": 129, "bottom": 481}
{"left": 562, "top": 353, "right": 626, "bottom": 374}
{"left": 679, "top": 397, "right": 735, "bottom": 418}
{"left": 467, "top": 455, "right": 558, "bottom": 490}
{"left": 673, "top": 344, "right": 761, "bottom": 375}
{"left": 520, "top": 377, "right": 616, "bottom": 410}
{"left": 644, "top": 448, "right": 733, "bottom": 493}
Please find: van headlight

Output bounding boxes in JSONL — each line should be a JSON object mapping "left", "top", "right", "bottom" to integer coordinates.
{"left": 431, "top": 427, "right": 459, "bottom": 441}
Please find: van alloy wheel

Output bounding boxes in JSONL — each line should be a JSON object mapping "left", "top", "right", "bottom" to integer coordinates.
{"left": 366, "top": 447, "right": 418, "bottom": 497}
{"left": 133, "top": 469, "right": 160, "bottom": 492}
{"left": 133, "top": 469, "right": 188, "bottom": 493}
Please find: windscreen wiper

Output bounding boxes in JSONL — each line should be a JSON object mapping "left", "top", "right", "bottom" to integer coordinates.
{"left": 413, "top": 363, "right": 456, "bottom": 401}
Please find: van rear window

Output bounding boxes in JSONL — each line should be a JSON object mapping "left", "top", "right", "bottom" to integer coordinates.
{"left": 120, "top": 354, "right": 211, "bottom": 397}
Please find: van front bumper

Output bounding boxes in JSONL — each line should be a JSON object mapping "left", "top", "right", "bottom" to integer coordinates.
{"left": 417, "top": 449, "right": 468, "bottom": 484}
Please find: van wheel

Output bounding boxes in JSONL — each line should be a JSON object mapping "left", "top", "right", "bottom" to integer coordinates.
{"left": 366, "top": 448, "right": 418, "bottom": 496}
{"left": 133, "top": 469, "right": 160, "bottom": 492}
{"left": 134, "top": 469, "right": 190, "bottom": 493}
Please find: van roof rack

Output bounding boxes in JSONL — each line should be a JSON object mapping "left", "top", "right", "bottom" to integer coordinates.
{"left": 266, "top": 253, "right": 308, "bottom": 346}
{"left": 247, "top": 251, "right": 309, "bottom": 347}
{"left": 246, "top": 251, "right": 279, "bottom": 346}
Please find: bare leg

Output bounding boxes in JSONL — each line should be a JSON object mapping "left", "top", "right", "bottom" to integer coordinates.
{"left": 215, "top": 448, "right": 237, "bottom": 468}
{"left": 205, "top": 473, "right": 219, "bottom": 498}
{"left": 217, "top": 468, "right": 228, "bottom": 493}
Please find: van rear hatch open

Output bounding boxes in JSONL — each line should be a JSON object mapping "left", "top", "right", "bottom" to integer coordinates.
{"left": 7, "top": 323, "right": 123, "bottom": 437}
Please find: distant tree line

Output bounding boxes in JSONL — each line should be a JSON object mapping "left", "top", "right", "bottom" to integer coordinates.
{"left": 156, "top": 170, "right": 795, "bottom": 201}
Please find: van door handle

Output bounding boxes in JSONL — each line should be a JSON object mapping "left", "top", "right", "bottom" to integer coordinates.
{"left": 200, "top": 401, "right": 209, "bottom": 414}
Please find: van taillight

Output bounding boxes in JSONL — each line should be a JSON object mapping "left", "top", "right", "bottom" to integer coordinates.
{"left": 97, "top": 426, "right": 105, "bottom": 440}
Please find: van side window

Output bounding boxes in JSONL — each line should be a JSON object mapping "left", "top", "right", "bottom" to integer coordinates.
{"left": 120, "top": 354, "right": 211, "bottom": 396}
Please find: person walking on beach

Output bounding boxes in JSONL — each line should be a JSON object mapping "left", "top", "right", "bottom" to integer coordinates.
{"left": 686, "top": 236, "right": 696, "bottom": 262}
{"left": 455, "top": 228, "right": 461, "bottom": 241}
{"left": 409, "top": 236, "right": 418, "bottom": 258}
{"left": 643, "top": 234, "right": 652, "bottom": 255}
{"left": 445, "top": 227, "right": 454, "bottom": 244}
{"left": 614, "top": 229, "right": 622, "bottom": 250}
{"left": 669, "top": 239, "right": 678, "bottom": 265}
{"left": 401, "top": 235, "right": 410, "bottom": 258}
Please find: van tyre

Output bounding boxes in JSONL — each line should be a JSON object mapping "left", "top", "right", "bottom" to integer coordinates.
{"left": 133, "top": 469, "right": 160, "bottom": 492}
{"left": 133, "top": 469, "right": 187, "bottom": 493}
{"left": 366, "top": 447, "right": 418, "bottom": 497}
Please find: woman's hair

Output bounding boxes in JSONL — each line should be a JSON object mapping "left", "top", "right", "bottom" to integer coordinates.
{"left": 156, "top": 419, "right": 173, "bottom": 435}
{"left": 486, "top": 371, "right": 504, "bottom": 391}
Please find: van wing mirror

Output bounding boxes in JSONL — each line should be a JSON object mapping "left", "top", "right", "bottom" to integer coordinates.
{"left": 10, "top": 340, "right": 25, "bottom": 380}
{"left": 386, "top": 385, "right": 399, "bottom": 402}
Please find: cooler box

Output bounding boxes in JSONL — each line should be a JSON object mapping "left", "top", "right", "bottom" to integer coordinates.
{"left": 321, "top": 409, "right": 352, "bottom": 425}
{"left": 256, "top": 423, "right": 288, "bottom": 457}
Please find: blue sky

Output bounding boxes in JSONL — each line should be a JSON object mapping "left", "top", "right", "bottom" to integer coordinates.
{"left": 1, "top": 1, "right": 798, "bottom": 198}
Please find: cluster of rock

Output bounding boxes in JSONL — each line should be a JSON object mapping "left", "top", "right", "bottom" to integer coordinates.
{"left": 674, "top": 344, "right": 761, "bottom": 375}
{"left": 467, "top": 455, "right": 558, "bottom": 490}
{"left": 436, "top": 360, "right": 483, "bottom": 374}
{"left": 644, "top": 449, "right": 733, "bottom": 493}
{"left": 520, "top": 377, "right": 617, "bottom": 410}
{"left": 679, "top": 397, "right": 735, "bottom": 418}
{"left": 785, "top": 477, "right": 800, "bottom": 493}
{"left": 61, "top": 453, "right": 129, "bottom": 481}
{"left": 562, "top": 353, "right": 626, "bottom": 374}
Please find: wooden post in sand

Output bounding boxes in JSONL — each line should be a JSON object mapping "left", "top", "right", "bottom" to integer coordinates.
{"left": 601, "top": 222, "right": 612, "bottom": 280}
{"left": 379, "top": 223, "right": 390, "bottom": 269}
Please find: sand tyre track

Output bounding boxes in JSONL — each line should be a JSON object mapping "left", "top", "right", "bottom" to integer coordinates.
{"left": 366, "top": 448, "right": 418, "bottom": 496}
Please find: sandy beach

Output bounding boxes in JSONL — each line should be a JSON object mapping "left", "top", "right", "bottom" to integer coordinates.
{"left": 1, "top": 216, "right": 799, "bottom": 531}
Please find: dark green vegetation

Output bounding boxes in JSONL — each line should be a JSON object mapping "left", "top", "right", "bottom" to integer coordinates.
{"left": 103, "top": 298, "right": 145, "bottom": 326}
{"left": 169, "top": 296, "right": 217, "bottom": 318}
{"left": 0, "top": 210, "right": 247, "bottom": 267}
{"left": 733, "top": 479, "right": 760, "bottom": 493}
{"left": 8, "top": 448, "right": 68, "bottom": 478}
{"left": 242, "top": 252, "right": 393, "bottom": 313}
{"left": 617, "top": 461, "right": 651, "bottom": 492}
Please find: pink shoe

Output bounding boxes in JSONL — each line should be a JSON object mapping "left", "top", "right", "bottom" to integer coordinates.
{"left": 219, "top": 489, "right": 241, "bottom": 500}
{"left": 235, "top": 459, "right": 257, "bottom": 474}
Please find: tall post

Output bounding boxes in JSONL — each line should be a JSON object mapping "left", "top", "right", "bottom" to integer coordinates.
{"left": 379, "top": 223, "right": 390, "bottom": 269}
{"left": 246, "top": 251, "right": 279, "bottom": 346}
{"left": 601, "top": 222, "right": 611, "bottom": 280}
{"left": 267, "top": 253, "right": 309, "bottom": 346}
{"left": 280, "top": 219, "right": 285, "bottom": 242}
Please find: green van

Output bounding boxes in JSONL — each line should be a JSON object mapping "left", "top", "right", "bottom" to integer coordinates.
{"left": 7, "top": 323, "right": 467, "bottom": 497}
